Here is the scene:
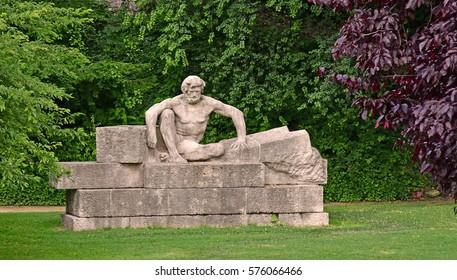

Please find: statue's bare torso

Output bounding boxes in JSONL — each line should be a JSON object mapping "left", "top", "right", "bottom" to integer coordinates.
{"left": 172, "top": 95, "right": 212, "bottom": 143}
{"left": 145, "top": 75, "right": 246, "bottom": 163}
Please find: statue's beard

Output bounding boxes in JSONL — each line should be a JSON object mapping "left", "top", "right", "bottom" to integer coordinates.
{"left": 186, "top": 96, "right": 202, "bottom": 104}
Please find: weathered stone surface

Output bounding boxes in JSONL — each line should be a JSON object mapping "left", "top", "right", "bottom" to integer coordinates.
{"left": 96, "top": 125, "right": 145, "bottom": 163}
{"left": 129, "top": 216, "right": 168, "bottom": 228}
{"left": 61, "top": 214, "right": 248, "bottom": 230}
{"left": 67, "top": 189, "right": 168, "bottom": 217}
{"left": 55, "top": 162, "right": 143, "bottom": 189}
{"left": 144, "top": 162, "right": 264, "bottom": 188}
{"left": 60, "top": 212, "right": 329, "bottom": 230}
{"left": 203, "top": 214, "right": 249, "bottom": 227}
{"left": 247, "top": 185, "right": 324, "bottom": 214}
{"left": 165, "top": 215, "right": 207, "bottom": 228}
{"left": 168, "top": 188, "right": 247, "bottom": 215}
{"left": 279, "top": 213, "right": 329, "bottom": 227}
{"left": 66, "top": 189, "right": 111, "bottom": 217}
{"left": 61, "top": 214, "right": 129, "bottom": 231}
{"left": 110, "top": 189, "right": 168, "bottom": 216}
{"left": 215, "top": 137, "right": 261, "bottom": 162}
{"left": 248, "top": 126, "right": 290, "bottom": 143}
{"left": 246, "top": 214, "right": 277, "bottom": 226}
{"left": 264, "top": 148, "right": 327, "bottom": 184}
{"left": 245, "top": 128, "right": 327, "bottom": 184}
{"left": 58, "top": 123, "right": 329, "bottom": 230}
{"left": 264, "top": 154, "right": 328, "bottom": 185}
{"left": 250, "top": 127, "right": 312, "bottom": 162}
{"left": 246, "top": 213, "right": 329, "bottom": 226}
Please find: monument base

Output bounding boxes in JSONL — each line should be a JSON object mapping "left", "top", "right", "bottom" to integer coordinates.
{"left": 61, "top": 212, "right": 329, "bottom": 231}
{"left": 54, "top": 126, "right": 329, "bottom": 230}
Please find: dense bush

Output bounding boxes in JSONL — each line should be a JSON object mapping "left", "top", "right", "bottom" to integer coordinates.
{"left": 0, "top": 0, "right": 92, "bottom": 205}
{"left": 309, "top": 0, "right": 455, "bottom": 197}
{"left": 0, "top": 0, "right": 434, "bottom": 205}
{"left": 302, "top": 38, "right": 432, "bottom": 201}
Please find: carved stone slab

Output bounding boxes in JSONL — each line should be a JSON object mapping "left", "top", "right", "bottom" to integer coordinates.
{"left": 247, "top": 185, "right": 324, "bottom": 213}
{"left": 61, "top": 212, "right": 329, "bottom": 231}
{"left": 144, "top": 162, "right": 264, "bottom": 188}
{"left": 96, "top": 125, "right": 167, "bottom": 163}
{"left": 54, "top": 162, "right": 143, "bottom": 189}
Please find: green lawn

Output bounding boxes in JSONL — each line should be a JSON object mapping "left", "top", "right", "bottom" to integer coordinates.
{"left": 1, "top": 201, "right": 456, "bottom": 259}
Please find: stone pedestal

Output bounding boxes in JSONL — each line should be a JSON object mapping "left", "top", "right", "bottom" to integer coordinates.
{"left": 54, "top": 125, "right": 329, "bottom": 230}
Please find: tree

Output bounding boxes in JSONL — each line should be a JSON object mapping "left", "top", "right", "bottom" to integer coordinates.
{"left": 0, "top": 1, "right": 91, "bottom": 204}
{"left": 309, "top": 0, "right": 457, "bottom": 198}
{"left": 120, "top": 0, "right": 429, "bottom": 201}
{"left": 124, "top": 0, "right": 343, "bottom": 139}
{"left": 303, "top": 37, "right": 432, "bottom": 202}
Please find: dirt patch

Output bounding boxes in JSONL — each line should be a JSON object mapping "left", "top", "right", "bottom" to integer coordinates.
{"left": 0, "top": 206, "right": 65, "bottom": 213}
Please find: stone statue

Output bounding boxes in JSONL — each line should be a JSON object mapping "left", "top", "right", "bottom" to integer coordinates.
{"left": 145, "top": 75, "right": 247, "bottom": 163}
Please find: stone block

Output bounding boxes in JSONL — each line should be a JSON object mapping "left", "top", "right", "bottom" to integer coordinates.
{"left": 278, "top": 213, "right": 329, "bottom": 226}
{"left": 264, "top": 156, "right": 328, "bottom": 185}
{"left": 246, "top": 185, "right": 324, "bottom": 214}
{"left": 55, "top": 162, "right": 143, "bottom": 189}
{"left": 247, "top": 127, "right": 328, "bottom": 184}
{"left": 166, "top": 215, "right": 207, "bottom": 228}
{"left": 215, "top": 137, "right": 261, "bottom": 162}
{"left": 264, "top": 167, "right": 304, "bottom": 185}
{"left": 204, "top": 214, "right": 249, "bottom": 227}
{"left": 66, "top": 189, "right": 111, "bottom": 217}
{"left": 245, "top": 213, "right": 329, "bottom": 227}
{"left": 129, "top": 216, "right": 168, "bottom": 228}
{"left": 96, "top": 125, "right": 170, "bottom": 163}
{"left": 61, "top": 214, "right": 253, "bottom": 230}
{"left": 248, "top": 126, "right": 290, "bottom": 142}
{"left": 66, "top": 189, "right": 170, "bottom": 217}
{"left": 61, "top": 214, "right": 129, "bottom": 231}
{"left": 60, "top": 212, "right": 328, "bottom": 230}
{"left": 96, "top": 125, "right": 148, "bottom": 163}
{"left": 110, "top": 189, "right": 168, "bottom": 216}
{"left": 252, "top": 129, "right": 313, "bottom": 162}
{"left": 168, "top": 188, "right": 247, "bottom": 215}
{"left": 144, "top": 162, "right": 264, "bottom": 188}
{"left": 166, "top": 215, "right": 250, "bottom": 228}
{"left": 246, "top": 214, "right": 276, "bottom": 226}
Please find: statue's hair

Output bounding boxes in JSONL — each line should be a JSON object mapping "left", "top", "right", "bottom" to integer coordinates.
{"left": 181, "top": 75, "right": 206, "bottom": 93}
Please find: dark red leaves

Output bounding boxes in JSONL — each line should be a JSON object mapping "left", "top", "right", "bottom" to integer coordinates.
{"left": 317, "top": 67, "right": 327, "bottom": 78}
{"left": 311, "top": 0, "right": 457, "bottom": 196}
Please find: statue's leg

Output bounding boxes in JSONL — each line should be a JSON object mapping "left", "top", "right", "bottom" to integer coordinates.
{"left": 180, "top": 142, "right": 225, "bottom": 161}
{"left": 159, "top": 109, "right": 188, "bottom": 163}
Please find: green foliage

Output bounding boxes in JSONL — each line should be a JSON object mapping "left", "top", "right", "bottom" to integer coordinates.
{"left": 123, "top": 1, "right": 430, "bottom": 201}
{"left": 0, "top": 0, "right": 434, "bottom": 204}
{"left": 126, "top": 0, "right": 342, "bottom": 142}
{"left": 0, "top": 0, "right": 92, "bottom": 205}
{"left": 301, "top": 38, "right": 433, "bottom": 202}
{"left": 46, "top": 0, "right": 160, "bottom": 129}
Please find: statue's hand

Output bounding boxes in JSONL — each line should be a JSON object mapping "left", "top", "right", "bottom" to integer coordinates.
{"left": 230, "top": 138, "right": 247, "bottom": 150}
{"left": 147, "top": 134, "right": 157, "bottom": 149}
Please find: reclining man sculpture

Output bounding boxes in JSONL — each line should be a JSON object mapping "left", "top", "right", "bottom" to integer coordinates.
{"left": 145, "top": 75, "right": 247, "bottom": 163}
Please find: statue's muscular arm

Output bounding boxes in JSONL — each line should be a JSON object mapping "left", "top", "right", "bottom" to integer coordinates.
{"left": 209, "top": 97, "right": 247, "bottom": 149}
{"left": 145, "top": 97, "right": 180, "bottom": 148}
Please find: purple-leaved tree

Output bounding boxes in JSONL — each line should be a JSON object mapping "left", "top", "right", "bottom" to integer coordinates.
{"left": 310, "top": 0, "right": 457, "bottom": 199}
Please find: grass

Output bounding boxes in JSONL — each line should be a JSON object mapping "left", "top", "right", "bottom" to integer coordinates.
{"left": 1, "top": 200, "right": 456, "bottom": 260}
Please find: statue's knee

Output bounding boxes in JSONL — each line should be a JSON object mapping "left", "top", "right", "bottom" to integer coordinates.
{"left": 160, "top": 109, "right": 175, "bottom": 130}
{"left": 161, "top": 109, "right": 175, "bottom": 120}
{"left": 214, "top": 143, "right": 225, "bottom": 156}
